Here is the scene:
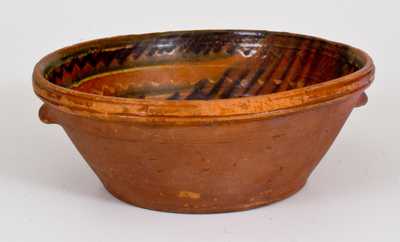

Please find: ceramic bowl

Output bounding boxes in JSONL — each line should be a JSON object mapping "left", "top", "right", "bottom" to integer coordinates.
{"left": 33, "top": 30, "right": 374, "bottom": 213}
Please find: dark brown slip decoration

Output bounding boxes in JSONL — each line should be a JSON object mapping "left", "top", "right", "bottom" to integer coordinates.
{"left": 33, "top": 30, "right": 375, "bottom": 213}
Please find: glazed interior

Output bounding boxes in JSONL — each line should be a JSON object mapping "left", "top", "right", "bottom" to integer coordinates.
{"left": 45, "top": 31, "right": 365, "bottom": 100}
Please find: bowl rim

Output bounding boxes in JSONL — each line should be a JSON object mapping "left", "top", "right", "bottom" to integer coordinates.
{"left": 33, "top": 29, "right": 375, "bottom": 120}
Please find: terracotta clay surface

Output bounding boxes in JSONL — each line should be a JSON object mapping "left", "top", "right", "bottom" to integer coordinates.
{"left": 33, "top": 30, "right": 374, "bottom": 213}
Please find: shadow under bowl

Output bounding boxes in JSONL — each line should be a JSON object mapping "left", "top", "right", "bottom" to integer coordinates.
{"left": 33, "top": 30, "right": 374, "bottom": 213}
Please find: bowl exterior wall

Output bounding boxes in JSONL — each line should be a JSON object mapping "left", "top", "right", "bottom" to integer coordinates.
{"left": 44, "top": 91, "right": 361, "bottom": 213}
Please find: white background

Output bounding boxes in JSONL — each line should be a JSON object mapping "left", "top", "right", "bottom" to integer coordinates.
{"left": 1, "top": 0, "right": 399, "bottom": 241}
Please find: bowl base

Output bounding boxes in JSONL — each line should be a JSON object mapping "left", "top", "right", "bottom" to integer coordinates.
{"left": 103, "top": 179, "right": 307, "bottom": 214}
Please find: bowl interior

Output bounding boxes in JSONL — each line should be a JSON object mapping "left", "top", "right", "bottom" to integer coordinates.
{"left": 45, "top": 31, "right": 365, "bottom": 100}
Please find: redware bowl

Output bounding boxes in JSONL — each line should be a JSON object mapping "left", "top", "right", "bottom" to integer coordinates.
{"left": 33, "top": 30, "right": 374, "bottom": 213}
